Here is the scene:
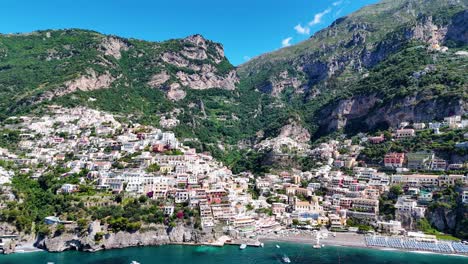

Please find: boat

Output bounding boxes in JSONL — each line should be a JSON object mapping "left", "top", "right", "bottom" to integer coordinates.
{"left": 130, "top": 261, "right": 141, "bottom": 264}
{"left": 282, "top": 255, "right": 291, "bottom": 263}
{"left": 313, "top": 244, "right": 322, "bottom": 249}
{"left": 239, "top": 244, "right": 247, "bottom": 250}
{"left": 276, "top": 244, "right": 281, "bottom": 249}
{"left": 260, "top": 242, "right": 264, "bottom": 247}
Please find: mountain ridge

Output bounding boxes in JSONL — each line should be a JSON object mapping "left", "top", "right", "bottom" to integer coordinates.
{"left": 0, "top": 0, "right": 466, "bottom": 166}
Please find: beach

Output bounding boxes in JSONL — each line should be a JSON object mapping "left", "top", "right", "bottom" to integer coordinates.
{"left": 259, "top": 230, "right": 366, "bottom": 248}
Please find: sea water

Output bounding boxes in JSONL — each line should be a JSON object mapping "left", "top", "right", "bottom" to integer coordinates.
{"left": 0, "top": 242, "right": 466, "bottom": 264}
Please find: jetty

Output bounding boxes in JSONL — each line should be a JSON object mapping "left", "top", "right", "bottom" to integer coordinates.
{"left": 224, "top": 239, "right": 263, "bottom": 248}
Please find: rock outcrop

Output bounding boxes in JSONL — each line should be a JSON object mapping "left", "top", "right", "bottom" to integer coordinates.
{"left": 176, "top": 66, "right": 237, "bottom": 91}
{"left": 157, "top": 35, "right": 238, "bottom": 93}
{"left": 99, "top": 36, "right": 130, "bottom": 60}
{"left": 256, "top": 121, "right": 311, "bottom": 154}
{"left": 37, "top": 223, "right": 216, "bottom": 253}
{"left": 318, "top": 93, "right": 467, "bottom": 133}
{"left": 39, "top": 68, "right": 116, "bottom": 102}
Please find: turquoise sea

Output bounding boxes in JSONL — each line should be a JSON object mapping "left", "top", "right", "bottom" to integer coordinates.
{"left": 0, "top": 242, "right": 467, "bottom": 264}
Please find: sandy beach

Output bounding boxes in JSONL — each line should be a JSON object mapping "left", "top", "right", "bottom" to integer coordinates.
{"left": 258, "top": 230, "right": 366, "bottom": 248}
{"left": 258, "top": 230, "right": 468, "bottom": 257}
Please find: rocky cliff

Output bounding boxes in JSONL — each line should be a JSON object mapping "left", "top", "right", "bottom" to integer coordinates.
{"left": 318, "top": 92, "right": 467, "bottom": 134}
{"left": 238, "top": 0, "right": 467, "bottom": 138}
{"left": 0, "top": 30, "right": 238, "bottom": 115}
{"left": 0, "top": 0, "right": 466, "bottom": 156}
{"left": 36, "top": 222, "right": 219, "bottom": 253}
{"left": 426, "top": 196, "right": 468, "bottom": 239}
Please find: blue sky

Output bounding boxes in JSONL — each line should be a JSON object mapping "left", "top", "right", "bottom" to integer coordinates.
{"left": 1, "top": 0, "right": 378, "bottom": 65}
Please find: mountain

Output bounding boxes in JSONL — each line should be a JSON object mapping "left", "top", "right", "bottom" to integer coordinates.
{"left": 0, "top": 29, "right": 292, "bottom": 171}
{"left": 0, "top": 30, "right": 237, "bottom": 108}
{"left": 0, "top": 0, "right": 467, "bottom": 164}
{"left": 239, "top": 0, "right": 467, "bottom": 136}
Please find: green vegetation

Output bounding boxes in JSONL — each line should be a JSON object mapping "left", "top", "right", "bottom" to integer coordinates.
{"left": 145, "top": 163, "right": 160, "bottom": 173}
{"left": 417, "top": 218, "right": 460, "bottom": 241}
{"left": 359, "top": 128, "right": 468, "bottom": 167}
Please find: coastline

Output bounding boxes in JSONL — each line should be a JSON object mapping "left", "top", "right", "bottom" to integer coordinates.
{"left": 5, "top": 231, "right": 467, "bottom": 259}
{"left": 257, "top": 232, "right": 468, "bottom": 258}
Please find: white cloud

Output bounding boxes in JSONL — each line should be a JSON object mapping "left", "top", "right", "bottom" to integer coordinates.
{"left": 294, "top": 24, "right": 310, "bottom": 35}
{"left": 332, "top": 0, "right": 343, "bottom": 6}
{"left": 334, "top": 8, "right": 344, "bottom": 17}
{"left": 243, "top": 55, "right": 251, "bottom": 61}
{"left": 281, "top": 37, "right": 293, "bottom": 47}
{"left": 309, "top": 8, "right": 331, "bottom": 26}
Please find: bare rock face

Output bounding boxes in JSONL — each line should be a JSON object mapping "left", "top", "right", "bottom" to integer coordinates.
{"left": 148, "top": 71, "right": 170, "bottom": 88}
{"left": 409, "top": 16, "right": 448, "bottom": 48}
{"left": 162, "top": 52, "right": 190, "bottom": 68}
{"left": 99, "top": 36, "right": 130, "bottom": 59}
{"left": 256, "top": 121, "right": 311, "bottom": 154}
{"left": 279, "top": 121, "right": 311, "bottom": 144}
{"left": 181, "top": 47, "right": 208, "bottom": 60}
{"left": 166, "top": 83, "right": 186, "bottom": 101}
{"left": 319, "top": 93, "right": 467, "bottom": 133}
{"left": 176, "top": 66, "right": 238, "bottom": 90}
{"left": 270, "top": 71, "right": 303, "bottom": 96}
{"left": 157, "top": 34, "right": 238, "bottom": 95}
{"left": 323, "top": 94, "right": 379, "bottom": 131}
{"left": 37, "top": 224, "right": 213, "bottom": 253}
{"left": 2, "top": 240, "right": 16, "bottom": 254}
{"left": 38, "top": 68, "right": 115, "bottom": 102}
{"left": 184, "top": 34, "right": 208, "bottom": 50}
{"left": 64, "top": 69, "right": 115, "bottom": 93}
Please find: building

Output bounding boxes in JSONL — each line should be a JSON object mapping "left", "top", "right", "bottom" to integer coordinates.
{"left": 211, "top": 204, "right": 234, "bottom": 221}
{"left": 406, "top": 152, "right": 433, "bottom": 170}
{"left": 438, "top": 174, "right": 466, "bottom": 187}
{"left": 384, "top": 153, "right": 405, "bottom": 168}
{"left": 377, "top": 220, "right": 404, "bottom": 234}
{"left": 368, "top": 135, "right": 385, "bottom": 144}
{"left": 232, "top": 216, "right": 256, "bottom": 233}
{"left": 391, "top": 174, "right": 439, "bottom": 187}
{"left": 462, "top": 191, "right": 468, "bottom": 204}
{"left": 413, "top": 123, "right": 426, "bottom": 130}
{"left": 272, "top": 203, "right": 288, "bottom": 215}
{"left": 444, "top": 115, "right": 461, "bottom": 125}
{"left": 395, "top": 196, "right": 426, "bottom": 218}
{"left": 163, "top": 205, "right": 174, "bottom": 216}
{"left": 351, "top": 198, "right": 379, "bottom": 214}
{"left": 396, "top": 129, "right": 415, "bottom": 138}
{"left": 418, "top": 191, "right": 433, "bottom": 203}
{"left": 58, "top": 184, "right": 79, "bottom": 194}
{"left": 431, "top": 158, "right": 447, "bottom": 171}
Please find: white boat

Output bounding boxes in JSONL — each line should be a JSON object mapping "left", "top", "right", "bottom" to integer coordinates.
{"left": 260, "top": 243, "right": 264, "bottom": 247}
{"left": 313, "top": 244, "right": 322, "bottom": 249}
{"left": 276, "top": 244, "right": 281, "bottom": 249}
{"left": 282, "top": 255, "right": 291, "bottom": 263}
{"left": 239, "top": 244, "right": 247, "bottom": 250}
{"left": 131, "top": 261, "right": 141, "bottom": 264}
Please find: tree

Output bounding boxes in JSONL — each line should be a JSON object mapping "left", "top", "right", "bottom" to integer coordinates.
{"left": 138, "top": 195, "right": 148, "bottom": 204}
{"left": 146, "top": 163, "right": 160, "bottom": 173}
{"left": 389, "top": 185, "right": 403, "bottom": 199}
